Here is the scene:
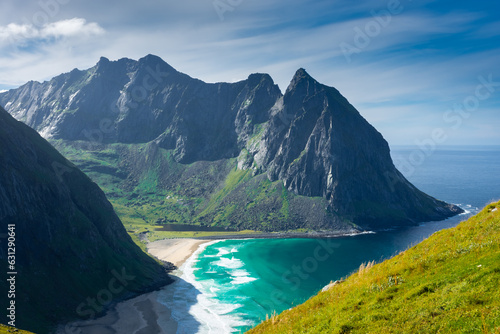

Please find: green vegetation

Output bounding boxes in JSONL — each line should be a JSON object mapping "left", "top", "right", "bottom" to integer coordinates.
{"left": 246, "top": 122, "right": 266, "bottom": 152}
{"left": 196, "top": 167, "right": 253, "bottom": 225}
{"left": 0, "top": 324, "right": 34, "bottom": 334}
{"left": 50, "top": 140, "right": 336, "bottom": 245}
{"left": 250, "top": 201, "right": 500, "bottom": 334}
{"left": 148, "top": 230, "right": 262, "bottom": 242}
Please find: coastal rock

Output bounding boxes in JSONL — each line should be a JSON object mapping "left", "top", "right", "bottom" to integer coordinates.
{"left": 321, "top": 280, "right": 344, "bottom": 292}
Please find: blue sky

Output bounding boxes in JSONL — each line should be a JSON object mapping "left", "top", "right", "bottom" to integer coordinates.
{"left": 0, "top": 0, "right": 499, "bottom": 146}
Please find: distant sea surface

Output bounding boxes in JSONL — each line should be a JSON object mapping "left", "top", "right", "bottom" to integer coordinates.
{"left": 161, "top": 146, "right": 500, "bottom": 333}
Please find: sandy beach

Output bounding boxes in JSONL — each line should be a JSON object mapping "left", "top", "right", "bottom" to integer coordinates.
{"left": 58, "top": 239, "right": 211, "bottom": 334}
{"left": 58, "top": 289, "right": 178, "bottom": 334}
{"left": 147, "top": 238, "right": 210, "bottom": 268}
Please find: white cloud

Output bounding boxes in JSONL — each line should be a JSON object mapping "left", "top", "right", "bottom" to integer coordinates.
{"left": 0, "top": 18, "right": 104, "bottom": 46}
{"left": 40, "top": 18, "right": 104, "bottom": 38}
{"left": 0, "top": 23, "right": 37, "bottom": 41}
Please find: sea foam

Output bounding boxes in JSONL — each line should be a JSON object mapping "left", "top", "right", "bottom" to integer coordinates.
{"left": 214, "top": 256, "right": 244, "bottom": 270}
{"left": 159, "top": 241, "right": 252, "bottom": 333}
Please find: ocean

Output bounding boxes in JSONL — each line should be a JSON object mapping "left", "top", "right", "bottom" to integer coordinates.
{"left": 159, "top": 146, "right": 500, "bottom": 333}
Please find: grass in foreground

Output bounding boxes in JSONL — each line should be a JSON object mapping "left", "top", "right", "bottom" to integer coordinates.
{"left": 249, "top": 201, "right": 500, "bottom": 334}
{"left": 0, "top": 324, "right": 34, "bottom": 334}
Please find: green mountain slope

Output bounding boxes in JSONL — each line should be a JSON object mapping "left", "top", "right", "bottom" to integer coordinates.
{"left": 51, "top": 140, "right": 343, "bottom": 234}
{"left": 249, "top": 201, "right": 500, "bottom": 334}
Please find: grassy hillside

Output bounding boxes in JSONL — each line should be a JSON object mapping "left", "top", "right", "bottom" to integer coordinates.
{"left": 0, "top": 324, "right": 34, "bottom": 334}
{"left": 250, "top": 201, "right": 500, "bottom": 334}
{"left": 51, "top": 141, "right": 349, "bottom": 241}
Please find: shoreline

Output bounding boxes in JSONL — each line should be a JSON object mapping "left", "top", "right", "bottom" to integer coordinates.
{"left": 56, "top": 239, "right": 213, "bottom": 334}
{"left": 184, "top": 229, "right": 373, "bottom": 241}
{"left": 147, "top": 238, "right": 212, "bottom": 268}
{"left": 55, "top": 231, "right": 378, "bottom": 333}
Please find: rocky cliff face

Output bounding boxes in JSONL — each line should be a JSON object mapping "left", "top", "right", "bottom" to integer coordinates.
{"left": 0, "top": 55, "right": 462, "bottom": 231}
{"left": 1, "top": 55, "right": 281, "bottom": 163}
{"left": 253, "top": 69, "right": 461, "bottom": 227}
{"left": 0, "top": 105, "right": 171, "bottom": 333}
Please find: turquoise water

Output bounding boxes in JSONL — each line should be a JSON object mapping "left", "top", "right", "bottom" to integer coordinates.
{"left": 191, "top": 221, "right": 469, "bottom": 332}
{"left": 169, "top": 146, "right": 500, "bottom": 333}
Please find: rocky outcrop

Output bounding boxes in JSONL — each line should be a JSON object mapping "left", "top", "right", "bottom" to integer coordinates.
{"left": 0, "top": 106, "right": 171, "bottom": 333}
{"left": 0, "top": 55, "right": 462, "bottom": 232}
{"left": 253, "top": 69, "right": 462, "bottom": 228}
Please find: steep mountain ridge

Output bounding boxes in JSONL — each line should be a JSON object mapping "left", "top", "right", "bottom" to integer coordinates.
{"left": 0, "top": 55, "right": 462, "bottom": 232}
{"left": 2, "top": 55, "right": 282, "bottom": 163}
{"left": 255, "top": 68, "right": 458, "bottom": 227}
{"left": 0, "top": 105, "right": 171, "bottom": 333}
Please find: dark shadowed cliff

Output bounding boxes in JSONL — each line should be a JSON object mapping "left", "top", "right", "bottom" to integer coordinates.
{"left": 0, "top": 105, "right": 171, "bottom": 333}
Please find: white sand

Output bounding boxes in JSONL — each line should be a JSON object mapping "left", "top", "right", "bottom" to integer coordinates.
{"left": 147, "top": 238, "right": 211, "bottom": 267}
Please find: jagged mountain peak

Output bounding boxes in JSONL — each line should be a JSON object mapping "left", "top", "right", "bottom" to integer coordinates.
{"left": 139, "top": 53, "right": 167, "bottom": 64}
{"left": 92, "top": 55, "right": 180, "bottom": 79}
{"left": 285, "top": 67, "right": 324, "bottom": 97}
{"left": 246, "top": 72, "right": 276, "bottom": 87}
{"left": 0, "top": 55, "right": 463, "bottom": 231}
{"left": 291, "top": 67, "right": 316, "bottom": 83}
{"left": 137, "top": 53, "right": 177, "bottom": 74}
{"left": 94, "top": 56, "right": 113, "bottom": 72}
{"left": 98, "top": 55, "right": 110, "bottom": 64}
{"left": 294, "top": 67, "right": 311, "bottom": 78}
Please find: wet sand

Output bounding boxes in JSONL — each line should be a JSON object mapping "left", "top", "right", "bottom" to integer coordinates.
{"left": 58, "top": 239, "right": 211, "bottom": 334}
{"left": 57, "top": 290, "right": 177, "bottom": 334}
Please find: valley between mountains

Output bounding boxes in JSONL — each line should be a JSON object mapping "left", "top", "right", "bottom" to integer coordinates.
{"left": 0, "top": 55, "right": 462, "bottom": 237}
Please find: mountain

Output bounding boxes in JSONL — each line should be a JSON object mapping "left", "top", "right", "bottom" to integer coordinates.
{"left": 249, "top": 201, "right": 500, "bottom": 333}
{"left": 0, "top": 55, "right": 462, "bottom": 232}
{"left": 0, "top": 105, "right": 171, "bottom": 333}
